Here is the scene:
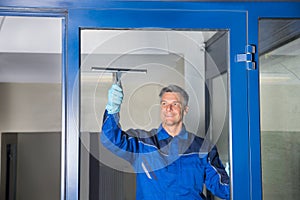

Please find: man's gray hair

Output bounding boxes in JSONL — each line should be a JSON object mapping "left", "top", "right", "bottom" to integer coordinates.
{"left": 159, "top": 85, "right": 189, "bottom": 107}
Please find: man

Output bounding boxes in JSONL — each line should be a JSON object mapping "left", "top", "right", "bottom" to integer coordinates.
{"left": 101, "top": 84, "right": 230, "bottom": 200}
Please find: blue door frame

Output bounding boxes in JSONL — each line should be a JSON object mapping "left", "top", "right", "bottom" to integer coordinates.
{"left": 69, "top": 7, "right": 248, "bottom": 200}
{"left": 0, "top": 2, "right": 300, "bottom": 200}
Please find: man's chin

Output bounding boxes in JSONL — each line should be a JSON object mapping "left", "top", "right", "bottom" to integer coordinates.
{"left": 163, "top": 120, "right": 180, "bottom": 127}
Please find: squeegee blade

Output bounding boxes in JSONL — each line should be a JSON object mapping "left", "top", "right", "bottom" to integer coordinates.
{"left": 91, "top": 67, "right": 147, "bottom": 73}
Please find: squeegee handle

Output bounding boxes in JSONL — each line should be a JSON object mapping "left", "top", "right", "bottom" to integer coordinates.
{"left": 115, "top": 71, "right": 122, "bottom": 87}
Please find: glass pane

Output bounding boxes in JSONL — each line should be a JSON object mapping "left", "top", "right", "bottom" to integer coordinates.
{"left": 205, "top": 31, "right": 229, "bottom": 200}
{"left": 259, "top": 19, "right": 300, "bottom": 200}
{"left": 80, "top": 29, "right": 230, "bottom": 200}
{"left": 0, "top": 16, "right": 62, "bottom": 200}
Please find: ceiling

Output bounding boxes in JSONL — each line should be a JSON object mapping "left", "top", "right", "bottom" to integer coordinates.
{"left": 259, "top": 19, "right": 300, "bottom": 85}
{"left": 0, "top": 16, "right": 62, "bottom": 83}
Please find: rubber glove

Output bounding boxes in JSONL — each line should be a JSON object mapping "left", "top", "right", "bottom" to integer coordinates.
{"left": 106, "top": 84, "right": 123, "bottom": 114}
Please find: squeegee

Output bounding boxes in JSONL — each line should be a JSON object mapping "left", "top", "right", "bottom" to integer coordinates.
{"left": 91, "top": 67, "right": 147, "bottom": 85}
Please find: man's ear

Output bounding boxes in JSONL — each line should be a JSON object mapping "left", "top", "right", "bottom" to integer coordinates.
{"left": 184, "top": 106, "right": 189, "bottom": 115}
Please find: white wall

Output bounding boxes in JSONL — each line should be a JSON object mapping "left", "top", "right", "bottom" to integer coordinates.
{"left": 0, "top": 83, "right": 61, "bottom": 132}
{"left": 260, "top": 84, "right": 300, "bottom": 132}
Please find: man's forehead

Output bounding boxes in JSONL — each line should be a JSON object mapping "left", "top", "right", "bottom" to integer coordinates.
{"left": 161, "top": 92, "right": 183, "bottom": 101}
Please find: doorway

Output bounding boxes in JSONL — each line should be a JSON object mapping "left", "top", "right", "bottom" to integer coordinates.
{"left": 79, "top": 29, "right": 230, "bottom": 200}
{"left": 0, "top": 16, "right": 63, "bottom": 200}
{"left": 259, "top": 19, "right": 300, "bottom": 199}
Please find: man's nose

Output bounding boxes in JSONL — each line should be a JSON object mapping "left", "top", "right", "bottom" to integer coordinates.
{"left": 166, "top": 104, "right": 173, "bottom": 111}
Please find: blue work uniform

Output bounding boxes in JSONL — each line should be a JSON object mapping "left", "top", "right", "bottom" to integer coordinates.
{"left": 101, "top": 111, "right": 230, "bottom": 200}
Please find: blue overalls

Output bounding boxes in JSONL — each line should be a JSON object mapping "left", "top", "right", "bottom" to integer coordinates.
{"left": 101, "top": 111, "right": 230, "bottom": 200}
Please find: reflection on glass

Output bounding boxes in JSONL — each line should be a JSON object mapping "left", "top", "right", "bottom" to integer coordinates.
{"left": 260, "top": 19, "right": 300, "bottom": 200}
{"left": 80, "top": 29, "right": 229, "bottom": 199}
{"left": 0, "top": 16, "right": 62, "bottom": 200}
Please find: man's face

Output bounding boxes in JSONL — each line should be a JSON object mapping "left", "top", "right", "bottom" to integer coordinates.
{"left": 160, "top": 92, "right": 188, "bottom": 127}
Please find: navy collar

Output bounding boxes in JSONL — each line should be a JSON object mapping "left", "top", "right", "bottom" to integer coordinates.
{"left": 157, "top": 124, "right": 189, "bottom": 141}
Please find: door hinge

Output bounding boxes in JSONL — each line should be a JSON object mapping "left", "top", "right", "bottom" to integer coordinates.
{"left": 236, "top": 45, "right": 256, "bottom": 70}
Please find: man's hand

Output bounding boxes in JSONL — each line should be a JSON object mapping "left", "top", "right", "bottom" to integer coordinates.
{"left": 106, "top": 84, "right": 123, "bottom": 114}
